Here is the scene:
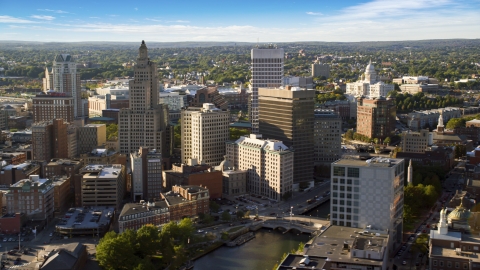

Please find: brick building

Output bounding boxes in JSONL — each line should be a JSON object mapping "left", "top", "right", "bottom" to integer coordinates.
{"left": 32, "top": 92, "right": 74, "bottom": 123}
{"left": 118, "top": 201, "right": 169, "bottom": 233}
{"left": 162, "top": 161, "right": 223, "bottom": 199}
{"left": 161, "top": 185, "right": 209, "bottom": 221}
{"left": 356, "top": 96, "right": 396, "bottom": 139}
{"left": 0, "top": 161, "right": 41, "bottom": 186}
{"left": 189, "top": 86, "right": 229, "bottom": 110}
{"left": 32, "top": 119, "right": 69, "bottom": 161}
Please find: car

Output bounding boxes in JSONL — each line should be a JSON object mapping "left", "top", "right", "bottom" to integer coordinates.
{"left": 197, "top": 229, "right": 204, "bottom": 233}
{"left": 402, "top": 261, "right": 407, "bottom": 265}
{"left": 49, "top": 233, "right": 53, "bottom": 237}
{"left": 213, "top": 227, "right": 218, "bottom": 230}
{"left": 2, "top": 238, "right": 6, "bottom": 242}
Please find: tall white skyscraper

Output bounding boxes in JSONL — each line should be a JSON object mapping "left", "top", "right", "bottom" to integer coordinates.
{"left": 119, "top": 41, "right": 169, "bottom": 155}
{"left": 46, "top": 54, "right": 84, "bottom": 118}
{"left": 250, "top": 47, "right": 284, "bottom": 133}
{"left": 330, "top": 157, "right": 404, "bottom": 252}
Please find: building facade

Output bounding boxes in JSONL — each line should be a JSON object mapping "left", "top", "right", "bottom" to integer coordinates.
{"left": 401, "top": 129, "right": 430, "bottom": 153}
{"left": 118, "top": 201, "right": 169, "bottom": 233}
{"left": 227, "top": 134, "right": 293, "bottom": 201}
{"left": 130, "top": 147, "right": 163, "bottom": 201}
{"left": 314, "top": 109, "right": 342, "bottom": 164}
{"left": 78, "top": 124, "right": 106, "bottom": 154}
{"left": 118, "top": 41, "right": 169, "bottom": 157}
{"left": 330, "top": 157, "right": 404, "bottom": 252}
{"left": 181, "top": 103, "right": 229, "bottom": 166}
{"left": 258, "top": 87, "right": 315, "bottom": 183}
{"left": 32, "top": 119, "right": 69, "bottom": 161}
{"left": 356, "top": 97, "right": 396, "bottom": 139}
{"left": 312, "top": 63, "right": 330, "bottom": 78}
{"left": 32, "top": 92, "right": 74, "bottom": 123}
{"left": 250, "top": 47, "right": 284, "bottom": 133}
{"left": 79, "top": 164, "right": 125, "bottom": 210}
{"left": 161, "top": 185, "right": 209, "bottom": 221}
{"left": 5, "top": 175, "right": 54, "bottom": 221}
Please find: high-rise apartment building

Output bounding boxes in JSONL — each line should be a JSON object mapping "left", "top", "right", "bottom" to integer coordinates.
{"left": 32, "top": 92, "right": 74, "bottom": 123}
{"left": 226, "top": 134, "right": 293, "bottom": 201}
{"left": 330, "top": 157, "right": 404, "bottom": 251}
{"left": 356, "top": 96, "right": 396, "bottom": 139}
{"left": 119, "top": 41, "right": 169, "bottom": 156}
{"left": 32, "top": 119, "right": 69, "bottom": 161}
{"left": 250, "top": 47, "right": 284, "bottom": 133}
{"left": 314, "top": 109, "right": 342, "bottom": 164}
{"left": 78, "top": 124, "right": 106, "bottom": 154}
{"left": 181, "top": 103, "right": 229, "bottom": 166}
{"left": 130, "top": 147, "right": 163, "bottom": 201}
{"left": 258, "top": 87, "right": 315, "bottom": 183}
{"left": 44, "top": 54, "right": 84, "bottom": 118}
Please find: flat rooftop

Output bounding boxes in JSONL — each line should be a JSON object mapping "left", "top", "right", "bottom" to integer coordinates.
{"left": 279, "top": 254, "right": 326, "bottom": 269}
{"left": 333, "top": 157, "right": 403, "bottom": 167}
{"left": 81, "top": 164, "right": 123, "bottom": 178}
{"left": 56, "top": 207, "right": 114, "bottom": 230}
{"left": 119, "top": 201, "right": 169, "bottom": 218}
{"left": 305, "top": 225, "right": 388, "bottom": 266}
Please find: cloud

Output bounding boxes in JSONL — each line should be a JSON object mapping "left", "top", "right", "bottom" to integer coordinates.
{"left": 89, "top": 17, "right": 100, "bottom": 19}
{"left": 0, "top": 15, "right": 34, "bottom": 23}
{"left": 146, "top": 18, "right": 162, "bottom": 22}
{"left": 167, "top": 20, "right": 190, "bottom": 23}
{"left": 306, "top": 12, "right": 322, "bottom": 16}
{"left": 30, "top": 15, "right": 55, "bottom": 20}
{"left": 134, "top": 8, "right": 138, "bottom": 11}
{"left": 37, "top": 9, "right": 69, "bottom": 14}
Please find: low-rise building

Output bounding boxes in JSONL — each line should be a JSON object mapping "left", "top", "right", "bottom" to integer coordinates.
{"left": 55, "top": 208, "right": 114, "bottom": 236}
{"left": 118, "top": 201, "right": 170, "bottom": 233}
{"left": 39, "top": 242, "right": 88, "bottom": 270}
{"left": 401, "top": 129, "right": 430, "bottom": 153}
{"left": 5, "top": 175, "right": 54, "bottom": 222}
{"left": 161, "top": 185, "right": 209, "bottom": 221}
{"left": 0, "top": 161, "right": 41, "bottom": 186}
{"left": 11, "top": 130, "right": 32, "bottom": 143}
{"left": 52, "top": 175, "right": 72, "bottom": 216}
{"left": 79, "top": 149, "right": 120, "bottom": 165}
{"left": 216, "top": 158, "right": 247, "bottom": 196}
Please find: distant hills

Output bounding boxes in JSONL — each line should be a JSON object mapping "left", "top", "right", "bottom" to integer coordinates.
{"left": 0, "top": 39, "right": 479, "bottom": 51}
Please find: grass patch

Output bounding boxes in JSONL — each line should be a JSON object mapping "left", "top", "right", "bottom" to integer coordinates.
{"left": 227, "top": 226, "right": 244, "bottom": 233}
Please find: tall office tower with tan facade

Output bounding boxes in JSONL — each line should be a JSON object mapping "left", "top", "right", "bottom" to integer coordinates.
{"left": 119, "top": 41, "right": 169, "bottom": 156}
{"left": 250, "top": 47, "right": 284, "bottom": 134}
{"left": 356, "top": 96, "right": 396, "bottom": 140}
{"left": 181, "top": 103, "right": 229, "bottom": 166}
{"left": 43, "top": 54, "right": 84, "bottom": 118}
{"left": 258, "top": 87, "right": 315, "bottom": 183}
{"left": 226, "top": 134, "right": 293, "bottom": 201}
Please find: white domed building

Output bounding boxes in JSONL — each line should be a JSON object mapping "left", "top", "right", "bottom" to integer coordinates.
{"left": 346, "top": 60, "right": 394, "bottom": 98}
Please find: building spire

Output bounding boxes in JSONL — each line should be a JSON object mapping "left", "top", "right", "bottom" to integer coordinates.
{"left": 407, "top": 159, "right": 413, "bottom": 185}
{"left": 438, "top": 207, "right": 448, "bottom": 235}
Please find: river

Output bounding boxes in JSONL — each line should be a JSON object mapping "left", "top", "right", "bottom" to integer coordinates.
{"left": 194, "top": 200, "right": 330, "bottom": 269}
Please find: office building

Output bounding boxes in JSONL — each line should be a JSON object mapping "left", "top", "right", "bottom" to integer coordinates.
{"left": 78, "top": 164, "right": 125, "bottom": 210}
{"left": 216, "top": 157, "right": 247, "bottom": 197}
{"left": 250, "top": 46, "right": 284, "bottom": 133}
{"left": 119, "top": 41, "right": 170, "bottom": 157}
{"left": 356, "top": 96, "right": 396, "bottom": 139}
{"left": 159, "top": 91, "right": 185, "bottom": 111}
{"left": 130, "top": 147, "right": 163, "bottom": 201}
{"left": 32, "top": 92, "right": 74, "bottom": 123}
{"left": 5, "top": 175, "right": 54, "bottom": 221}
{"left": 44, "top": 54, "right": 84, "bottom": 118}
{"left": 311, "top": 63, "right": 330, "bottom": 78}
{"left": 226, "top": 134, "right": 293, "bottom": 201}
{"left": 401, "top": 129, "right": 430, "bottom": 153}
{"left": 346, "top": 61, "right": 394, "bottom": 98}
{"left": 181, "top": 103, "right": 229, "bottom": 166}
{"left": 78, "top": 124, "right": 106, "bottom": 154}
{"left": 331, "top": 157, "right": 404, "bottom": 252}
{"left": 314, "top": 109, "right": 342, "bottom": 164}
{"left": 32, "top": 119, "right": 69, "bottom": 161}
{"left": 258, "top": 86, "right": 315, "bottom": 183}
{"left": 88, "top": 94, "right": 129, "bottom": 117}
{"left": 0, "top": 161, "right": 41, "bottom": 186}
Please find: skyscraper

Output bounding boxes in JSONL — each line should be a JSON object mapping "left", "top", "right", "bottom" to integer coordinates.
{"left": 46, "top": 54, "right": 84, "bottom": 118}
{"left": 130, "top": 147, "right": 163, "bottom": 201}
{"left": 181, "top": 103, "right": 229, "bottom": 166}
{"left": 331, "top": 157, "right": 404, "bottom": 251}
{"left": 250, "top": 47, "right": 284, "bottom": 133}
{"left": 119, "top": 41, "right": 169, "bottom": 156}
{"left": 356, "top": 96, "right": 396, "bottom": 139}
{"left": 314, "top": 109, "right": 342, "bottom": 164}
{"left": 258, "top": 86, "right": 315, "bottom": 183}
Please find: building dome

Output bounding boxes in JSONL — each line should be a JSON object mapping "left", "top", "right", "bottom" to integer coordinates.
{"left": 365, "top": 61, "right": 375, "bottom": 74}
{"left": 448, "top": 203, "right": 470, "bottom": 222}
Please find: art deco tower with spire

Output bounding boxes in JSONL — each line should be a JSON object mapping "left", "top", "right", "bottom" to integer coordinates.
{"left": 118, "top": 41, "right": 169, "bottom": 156}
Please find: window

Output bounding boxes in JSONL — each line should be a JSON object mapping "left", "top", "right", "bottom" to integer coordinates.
{"left": 433, "top": 260, "right": 437, "bottom": 266}
{"left": 347, "top": 167, "right": 360, "bottom": 178}
{"left": 447, "top": 261, "right": 452, "bottom": 268}
{"left": 333, "top": 167, "right": 345, "bottom": 176}
{"left": 439, "top": 261, "right": 444, "bottom": 267}
{"left": 455, "top": 262, "right": 460, "bottom": 268}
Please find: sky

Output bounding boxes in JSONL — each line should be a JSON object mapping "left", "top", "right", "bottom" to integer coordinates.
{"left": 1, "top": 0, "right": 480, "bottom": 42}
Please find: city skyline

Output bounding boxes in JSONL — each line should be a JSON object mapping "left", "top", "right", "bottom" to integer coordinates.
{"left": 1, "top": 0, "right": 480, "bottom": 42}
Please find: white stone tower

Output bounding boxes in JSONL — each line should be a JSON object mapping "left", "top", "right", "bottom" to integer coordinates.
{"left": 407, "top": 159, "right": 413, "bottom": 184}
{"left": 437, "top": 111, "right": 445, "bottom": 133}
{"left": 438, "top": 207, "right": 448, "bottom": 235}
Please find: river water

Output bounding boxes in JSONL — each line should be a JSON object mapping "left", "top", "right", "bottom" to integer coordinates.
{"left": 194, "top": 200, "right": 330, "bottom": 270}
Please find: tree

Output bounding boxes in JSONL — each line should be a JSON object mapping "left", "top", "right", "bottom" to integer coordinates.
{"left": 106, "top": 124, "right": 118, "bottom": 141}
{"left": 236, "top": 210, "right": 245, "bottom": 220}
{"left": 230, "top": 127, "right": 250, "bottom": 140}
{"left": 210, "top": 201, "right": 220, "bottom": 213}
{"left": 411, "top": 233, "right": 429, "bottom": 254}
{"left": 384, "top": 137, "right": 391, "bottom": 145}
{"left": 136, "top": 225, "right": 160, "bottom": 257}
{"left": 97, "top": 236, "right": 138, "bottom": 270}
{"left": 446, "top": 118, "right": 465, "bottom": 129}
{"left": 345, "top": 129, "right": 354, "bottom": 140}
{"left": 221, "top": 210, "right": 231, "bottom": 221}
